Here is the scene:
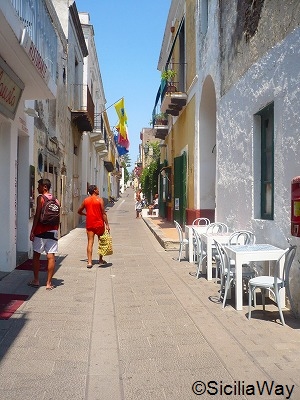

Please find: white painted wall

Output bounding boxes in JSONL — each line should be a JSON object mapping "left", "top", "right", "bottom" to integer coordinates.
{"left": 217, "top": 27, "right": 300, "bottom": 313}
{"left": 218, "top": 27, "right": 300, "bottom": 240}
{"left": 0, "top": 120, "right": 15, "bottom": 271}
{"left": 79, "top": 12, "right": 115, "bottom": 205}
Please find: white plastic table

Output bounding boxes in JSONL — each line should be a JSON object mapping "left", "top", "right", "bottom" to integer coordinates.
{"left": 184, "top": 225, "right": 208, "bottom": 263}
{"left": 224, "top": 244, "right": 285, "bottom": 311}
{"left": 200, "top": 232, "right": 232, "bottom": 281}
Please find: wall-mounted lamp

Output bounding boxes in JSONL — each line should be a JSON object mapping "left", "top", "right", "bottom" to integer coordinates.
{"left": 160, "top": 169, "right": 170, "bottom": 181}
{"left": 24, "top": 108, "right": 39, "bottom": 118}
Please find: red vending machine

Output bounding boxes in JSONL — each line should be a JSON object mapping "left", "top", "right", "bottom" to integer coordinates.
{"left": 291, "top": 176, "right": 300, "bottom": 236}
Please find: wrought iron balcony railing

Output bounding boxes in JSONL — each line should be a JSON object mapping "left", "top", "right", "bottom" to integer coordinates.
{"left": 152, "top": 62, "right": 187, "bottom": 121}
{"left": 11, "top": 0, "right": 57, "bottom": 81}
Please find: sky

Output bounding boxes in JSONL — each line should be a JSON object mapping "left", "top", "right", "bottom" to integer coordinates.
{"left": 75, "top": 0, "right": 172, "bottom": 168}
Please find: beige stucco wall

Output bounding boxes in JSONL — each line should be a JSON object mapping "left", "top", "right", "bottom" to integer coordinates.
{"left": 186, "top": 0, "right": 196, "bottom": 90}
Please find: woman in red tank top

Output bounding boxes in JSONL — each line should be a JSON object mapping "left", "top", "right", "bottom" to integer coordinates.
{"left": 78, "top": 185, "right": 110, "bottom": 268}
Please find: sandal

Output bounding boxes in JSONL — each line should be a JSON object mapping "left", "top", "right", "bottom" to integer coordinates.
{"left": 27, "top": 281, "right": 39, "bottom": 288}
{"left": 86, "top": 264, "right": 93, "bottom": 269}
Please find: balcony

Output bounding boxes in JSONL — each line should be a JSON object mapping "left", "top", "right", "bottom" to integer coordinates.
{"left": 158, "top": 63, "right": 187, "bottom": 116}
{"left": 151, "top": 112, "right": 168, "bottom": 140}
{"left": 1, "top": 0, "right": 57, "bottom": 100}
{"left": 160, "top": 82, "right": 187, "bottom": 116}
{"left": 98, "top": 149, "right": 108, "bottom": 158}
{"left": 94, "top": 139, "right": 107, "bottom": 152}
{"left": 90, "top": 131, "right": 103, "bottom": 142}
{"left": 70, "top": 84, "right": 94, "bottom": 132}
{"left": 154, "top": 126, "right": 168, "bottom": 140}
{"left": 154, "top": 120, "right": 168, "bottom": 140}
{"left": 104, "top": 161, "right": 114, "bottom": 172}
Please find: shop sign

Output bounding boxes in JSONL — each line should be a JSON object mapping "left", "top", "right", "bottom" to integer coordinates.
{"left": 0, "top": 57, "right": 24, "bottom": 120}
{"left": 20, "top": 29, "right": 50, "bottom": 84}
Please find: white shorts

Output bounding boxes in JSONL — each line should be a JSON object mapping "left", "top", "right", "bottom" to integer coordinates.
{"left": 33, "top": 237, "right": 58, "bottom": 254}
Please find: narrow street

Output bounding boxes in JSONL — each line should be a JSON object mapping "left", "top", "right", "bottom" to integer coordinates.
{"left": 0, "top": 187, "right": 300, "bottom": 400}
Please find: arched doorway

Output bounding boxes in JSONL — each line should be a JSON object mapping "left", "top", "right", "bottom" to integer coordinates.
{"left": 198, "top": 75, "right": 217, "bottom": 221}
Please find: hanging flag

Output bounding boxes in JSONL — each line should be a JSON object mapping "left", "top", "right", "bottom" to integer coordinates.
{"left": 114, "top": 134, "right": 129, "bottom": 156}
{"left": 114, "top": 98, "right": 130, "bottom": 149}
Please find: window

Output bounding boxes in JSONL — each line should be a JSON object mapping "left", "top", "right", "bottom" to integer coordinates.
{"left": 201, "top": 0, "right": 208, "bottom": 35}
{"left": 257, "top": 103, "right": 274, "bottom": 220}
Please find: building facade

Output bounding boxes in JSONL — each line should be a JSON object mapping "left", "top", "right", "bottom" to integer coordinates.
{"left": 154, "top": 0, "right": 300, "bottom": 313}
{"left": 0, "top": 0, "right": 119, "bottom": 273}
{"left": 79, "top": 11, "right": 115, "bottom": 207}
{"left": 216, "top": 0, "right": 300, "bottom": 312}
{"left": 153, "top": 0, "right": 196, "bottom": 225}
{"left": 0, "top": 0, "right": 59, "bottom": 271}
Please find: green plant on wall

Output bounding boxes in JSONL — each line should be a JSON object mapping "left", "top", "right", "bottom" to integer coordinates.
{"left": 140, "top": 142, "right": 160, "bottom": 202}
{"left": 140, "top": 159, "right": 160, "bottom": 202}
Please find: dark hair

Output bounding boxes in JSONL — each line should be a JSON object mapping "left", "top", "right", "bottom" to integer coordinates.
{"left": 38, "top": 178, "right": 51, "bottom": 190}
{"left": 88, "top": 185, "right": 97, "bottom": 195}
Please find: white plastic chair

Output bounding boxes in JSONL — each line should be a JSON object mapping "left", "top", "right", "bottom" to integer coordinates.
{"left": 192, "top": 218, "right": 211, "bottom": 226}
{"left": 214, "top": 230, "right": 255, "bottom": 283}
{"left": 214, "top": 240, "right": 256, "bottom": 308}
{"left": 204, "top": 222, "right": 228, "bottom": 281}
{"left": 228, "top": 230, "right": 256, "bottom": 245}
{"left": 192, "top": 227, "right": 207, "bottom": 278}
{"left": 206, "top": 222, "right": 228, "bottom": 234}
{"left": 174, "top": 220, "right": 188, "bottom": 262}
{"left": 248, "top": 245, "right": 297, "bottom": 326}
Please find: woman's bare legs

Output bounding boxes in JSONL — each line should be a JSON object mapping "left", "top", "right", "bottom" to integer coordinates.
{"left": 86, "top": 230, "right": 95, "bottom": 266}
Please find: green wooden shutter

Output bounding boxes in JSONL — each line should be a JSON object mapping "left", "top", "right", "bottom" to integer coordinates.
{"left": 173, "top": 152, "right": 187, "bottom": 225}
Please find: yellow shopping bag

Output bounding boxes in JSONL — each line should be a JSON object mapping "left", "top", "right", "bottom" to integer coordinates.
{"left": 98, "top": 230, "right": 113, "bottom": 256}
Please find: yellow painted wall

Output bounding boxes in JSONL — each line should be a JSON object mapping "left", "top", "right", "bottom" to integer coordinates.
{"left": 186, "top": 0, "right": 196, "bottom": 89}
{"left": 165, "top": 95, "right": 195, "bottom": 209}
{"left": 162, "top": 0, "right": 196, "bottom": 212}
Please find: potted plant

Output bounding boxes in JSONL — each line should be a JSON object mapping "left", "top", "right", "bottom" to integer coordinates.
{"left": 161, "top": 69, "right": 177, "bottom": 92}
{"left": 161, "top": 69, "right": 177, "bottom": 82}
{"left": 154, "top": 112, "right": 168, "bottom": 126}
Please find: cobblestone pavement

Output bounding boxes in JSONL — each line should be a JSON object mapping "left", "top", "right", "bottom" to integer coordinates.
{"left": 0, "top": 187, "right": 300, "bottom": 399}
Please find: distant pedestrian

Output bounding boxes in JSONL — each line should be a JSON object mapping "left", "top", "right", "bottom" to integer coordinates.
{"left": 135, "top": 191, "right": 142, "bottom": 218}
{"left": 78, "top": 185, "right": 110, "bottom": 268}
{"left": 29, "top": 178, "right": 60, "bottom": 290}
{"left": 148, "top": 193, "right": 159, "bottom": 215}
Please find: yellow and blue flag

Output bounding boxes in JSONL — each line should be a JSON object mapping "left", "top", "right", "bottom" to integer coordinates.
{"left": 114, "top": 98, "right": 129, "bottom": 149}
